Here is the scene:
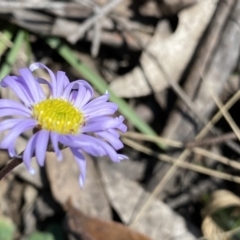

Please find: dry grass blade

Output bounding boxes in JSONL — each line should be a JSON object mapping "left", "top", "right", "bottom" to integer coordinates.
{"left": 68, "top": 0, "right": 124, "bottom": 43}
{"left": 0, "top": 27, "right": 14, "bottom": 56}
{"left": 123, "top": 138, "right": 240, "bottom": 184}
{"left": 185, "top": 132, "right": 236, "bottom": 148}
{"left": 129, "top": 89, "right": 240, "bottom": 227}
{"left": 192, "top": 148, "right": 240, "bottom": 171}
{"left": 123, "top": 132, "right": 240, "bottom": 170}
{"left": 197, "top": 90, "right": 240, "bottom": 139}
{"left": 122, "top": 131, "right": 183, "bottom": 148}
{"left": 0, "top": 1, "right": 80, "bottom": 9}
{"left": 0, "top": 31, "right": 13, "bottom": 48}
{"left": 91, "top": 17, "right": 102, "bottom": 57}
{"left": 210, "top": 89, "right": 240, "bottom": 141}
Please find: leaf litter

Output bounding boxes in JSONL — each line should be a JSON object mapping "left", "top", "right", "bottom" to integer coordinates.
{"left": 1, "top": 0, "right": 240, "bottom": 239}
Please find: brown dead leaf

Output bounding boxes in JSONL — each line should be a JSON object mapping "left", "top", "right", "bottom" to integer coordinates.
{"left": 64, "top": 199, "right": 152, "bottom": 240}
{"left": 110, "top": 0, "right": 218, "bottom": 97}
{"left": 46, "top": 148, "right": 111, "bottom": 220}
{"left": 98, "top": 159, "right": 196, "bottom": 240}
{"left": 202, "top": 215, "right": 228, "bottom": 240}
{"left": 22, "top": 185, "right": 38, "bottom": 235}
{"left": 202, "top": 190, "right": 240, "bottom": 217}
{"left": 202, "top": 190, "right": 240, "bottom": 240}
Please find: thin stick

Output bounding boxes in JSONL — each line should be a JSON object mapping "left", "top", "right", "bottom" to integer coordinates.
{"left": 129, "top": 89, "right": 240, "bottom": 227}
{"left": 123, "top": 129, "right": 240, "bottom": 169}
{"left": 185, "top": 132, "right": 236, "bottom": 148}
{"left": 123, "top": 131, "right": 238, "bottom": 149}
{"left": 122, "top": 131, "right": 183, "bottom": 148}
{"left": 91, "top": 9, "right": 102, "bottom": 57}
{"left": 0, "top": 1, "right": 81, "bottom": 9}
{"left": 0, "top": 158, "right": 22, "bottom": 180}
{"left": 0, "top": 32, "right": 13, "bottom": 48}
{"left": 197, "top": 90, "right": 240, "bottom": 139}
{"left": 123, "top": 132, "right": 240, "bottom": 170}
{"left": 192, "top": 147, "right": 240, "bottom": 171}
{"left": 123, "top": 138, "right": 240, "bottom": 183}
{"left": 68, "top": 0, "right": 124, "bottom": 43}
{"left": 210, "top": 90, "right": 240, "bottom": 141}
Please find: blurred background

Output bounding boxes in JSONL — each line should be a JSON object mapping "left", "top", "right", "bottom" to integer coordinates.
{"left": 1, "top": 0, "right": 240, "bottom": 239}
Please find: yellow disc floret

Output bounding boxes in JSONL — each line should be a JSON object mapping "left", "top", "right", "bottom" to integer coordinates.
{"left": 32, "top": 99, "right": 84, "bottom": 134}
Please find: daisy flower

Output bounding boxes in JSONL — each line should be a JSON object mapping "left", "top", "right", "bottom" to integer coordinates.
{"left": 0, "top": 62, "right": 127, "bottom": 186}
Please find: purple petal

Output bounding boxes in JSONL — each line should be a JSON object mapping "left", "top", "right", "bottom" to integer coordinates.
{"left": 59, "top": 128, "right": 126, "bottom": 162}
{"left": 0, "top": 119, "right": 37, "bottom": 148}
{"left": 23, "top": 133, "right": 38, "bottom": 174}
{"left": 70, "top": 148, "right": 86, "bottom": 187}
{"left": 83, "top": 102, "right": 118, "bottom": 119}
{"left": 0, "top": 99, "right": 31, "bottom": 116}
{"left": 71, "top": 87, "right": 87, "bottom": 109}
{"left": 0, "top": 109, "right": 31, "bottom": 118}
{"left": 7, "top": 143, "right": 19, "bottom": 158}
{"left": 36, "top": 77, "right": 53, "bottom": 93}
{"left": 63, "top": 80, "right": 93, "bottom": 105}
{"left": 55, "top": 71, "right": 70, "bottom": 97}
{"left": 18, "top": 68, "right": 44, "bottom": 102}
{"left": 59, "top": 135, "right": 104, "bottom": 156}
{"left": 0, "top": 119, "right": 25, "bottom": 133}
{"left": 107, "top": 129, "right": 120, "bottom": 138}
{"left": 81, "top": 116, "right": 126, "bottom": 133}
{"left": 0, "top": 119, "right": 32, "bottom": 158}
{"left": 29, "top": 62, "right": 57, "bottom": 97}
{"left": 117, "top": 154, "right": 128, "bottom": 161}
{"left": 77, "top": 134, "right": 119, "bottom": 162}
{"left": 35, "top": 130, "right": 49, "bottom": 166}
{"left": 82, "top": 93, "right": 109, "bottom": 109}
{"left": 1, "top": 76, "right": 33, "bottom": 105}
{"left": 50, "top": 132, "right": 62, "bottom": 161}
{"left": 96, "top": 131, "right": 123, "bottom": 150}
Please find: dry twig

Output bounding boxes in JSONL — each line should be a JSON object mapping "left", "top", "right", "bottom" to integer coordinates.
{"left": 129, "top": 88, "right": 240, "bottom": 227}
{"left": 123, "top": 138, "right": 240, "bottom": 184}
{"left": 68, "top": 0, "right": 124, "bottom": 43}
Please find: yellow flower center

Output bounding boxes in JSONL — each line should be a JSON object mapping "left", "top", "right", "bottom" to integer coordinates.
{"left": 32, "top": 99, "right": 84, "bottom": 134}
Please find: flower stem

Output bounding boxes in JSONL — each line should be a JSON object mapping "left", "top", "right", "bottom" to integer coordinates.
{"left": 0, "top": 157, "right": 23, "bottom": 180}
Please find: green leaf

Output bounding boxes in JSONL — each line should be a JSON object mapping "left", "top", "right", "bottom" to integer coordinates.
{"left": 212, "top": 207, "right": 240, "bottom": 239}
{"left": 45, "top": 37, "right": 167, "bottom": 150}
{"left": 27, "top": 231, "right": 55, "bottom": 240}
{"left": 0, "top": 215, "right": 15, "bottom": 240}
{"left": 0, "top": 26, "right": 14, "bottom": 57}
{"left": 46, "top": 223, "right": 64, "bottom": 240}
{"left": 0, "top": 30, "right": 25, "bottom": 80}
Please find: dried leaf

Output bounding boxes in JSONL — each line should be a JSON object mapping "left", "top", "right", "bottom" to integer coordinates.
{"left": 46, "top": 148, "right": 111, "bottom": 220}
{"left": 64, "top": 200, "right": 151, "bottom": 240}
{"left": 202, "top": 216, "right": 228, "bottom": 240}
{"left": 98, "top": 159, "right": 196, "bottom": 240}
{"left": 202, "top": 190, "right": 240, "bottom": 240}
{"left": 110, "top": 0, "right": 218, "bottom": 97}
{"left": 202, "top": 190, "right": 240, "bottom": 217}
{"left": 22, "top": 186, "right": 38, "bottom": 235}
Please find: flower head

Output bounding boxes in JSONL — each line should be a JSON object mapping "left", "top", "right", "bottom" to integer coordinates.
{"left": 0, "top": 62, "right": 127, "bottom": 186}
